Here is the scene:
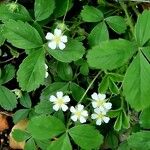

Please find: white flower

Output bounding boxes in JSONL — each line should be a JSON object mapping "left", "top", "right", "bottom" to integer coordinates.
{"left": 45, "top": 64, "right": 48, "bottom": 78}
{"left": 49, "top": 91, "right": 70, "bottom": 111}
{"left": 70, "top": 104, "right": 88, "bottom": 123}
{"left": 91, "top": 108, "right": 110, "bottom": 126}
{"left": 91, "top": 92, "right": 112, "bottom": 111}
{"left": 45, "top": 28, "right": 67, "bottom": 50}
{"left": 12, "top": 89, "right": 22, "bottom": 99}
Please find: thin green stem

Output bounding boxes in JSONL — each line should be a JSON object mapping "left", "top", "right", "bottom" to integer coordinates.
{"left": 62, "top": 0, "right": 70, "bottom": 24}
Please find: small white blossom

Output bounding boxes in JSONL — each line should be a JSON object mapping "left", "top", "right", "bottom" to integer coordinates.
{"left": 49, "top": 91, "right": 70, "bottom": 111}
{"left": 91, "top": 108, "right": 110, "bottom": 126}
{"left": 70, "top": 104, "right": 88, "bottom": 123}
{"left": 12, "top": 89, "right": 22, "bottom": 99}
{"left": 91, "top": 92, "right": 112, "bottom": 111}
{"left": 45, "top": 64, "right": 48, "bottom": 78}
{"left": 46, "top": 28, "right": 67, "bottom": 50}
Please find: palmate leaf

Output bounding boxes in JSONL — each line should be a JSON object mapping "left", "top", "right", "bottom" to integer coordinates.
{"left": 4, "top": 20, "right": 43, "bottom": 49}
{"left": 34, "top": 0, "right": 55, "bottom": 21}
{"left": 0, "top": 85, "right": 17, "bottom": 111}
{"left": 123, "top": 52, "right": 150, "bottom": 111}
{"left": 17, "top": 48, "right": 45, "bottom": 92}
{"left": 87, "top": 39, "right": 136, "bottom": 70}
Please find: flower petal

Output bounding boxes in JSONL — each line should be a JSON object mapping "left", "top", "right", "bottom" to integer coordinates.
{"left": 45, "top": 71, "right": 49, "bottom": 78}
{"left": 91, "top": 92, "right": 98, "bottom": 100}
{"left": 98, "top": 93, "right": 106, "bottom": 100}
{"left": 61, "top": 35, "right": 67, "bottom": 43}
{"left": 53, "top": 104, "right": 60, "bottom": 111}
{"left": 45, "top": 32, "right": 54, "bottom": 40}
{"left": 70, "top": 106, "right": 76, "bottom": 113}
{"left": 63, "top": 95, "right": 70, "bottom": 102}
{"left": 71, "top": 115, "right": 78, "bottom": 122}
{"left": 58, "top": 42, "right": 66, "bottom": 50}
{"left": 92, "top": 101, "right": 97, "bottom": 108}
{"left": 104, "top": 102, "right": 112, "bottom": 110}
{"left": 96, "top": 119, "right": 102, "bottom": 125}
{"left": 82, "top": 110, "right": 88, "bottom": 117}
{"left": 56, "top": 91, "right": 63, "bottom": 98}
{"left": 103, "top": 117, "right": 110, "bottom": 123}
{"left": 49, "top": 95, "right": 56, "bottom": 102}
{"left": 54, "top": 28, "right": 62, "bottom": 36}
{"left": 45, "top": 64, "right": 48, "bottom": 70}
{"left": 77, "top": 104, "right": 84, "bottom": 111}
{"left": 94, "top": 108, "right": 101, "bottom": 114}
{"left": 48, "top": 41, "right": 57, "bottom": 49}
{"left": 79, "top": 116, "right": 86, "bottom": 123}
{"left": 61, "top": 104, "right": 68, "bottom": 111}
{"left": 91, "top": 114, "right": 98, "bottom": 119}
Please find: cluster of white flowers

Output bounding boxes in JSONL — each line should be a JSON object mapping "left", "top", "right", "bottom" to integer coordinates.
{"left": 46, "top": 28, "right": 67, "bottom": 50}
{"left": 49, "top": 91, "right": 112, "bottom": 125}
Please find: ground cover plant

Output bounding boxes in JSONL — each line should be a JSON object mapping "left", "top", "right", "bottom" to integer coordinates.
{"left": 0, "top": 0, "right": 150, "bottom": 149}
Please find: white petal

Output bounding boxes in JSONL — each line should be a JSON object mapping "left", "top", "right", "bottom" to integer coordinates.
{"left": 71, "top": 115, "right": 78, "bottom": 122}
{"left": 45, "top": 64, "right": 48, "bottom": 70}
{"left": 61, "top": 104, "right": 68, "bottom": 111}
{"left": 98, "top": 93, "right": 106, "bottom": 100}
{"left": 63, "top": 95, "right": 70, "bottom": 102}
{"left": 104, "top": 102, "right": 112, "bottom": 110}
{"left": 45, "top": 71, "right": 48, "bottom": 78}
{"left": 49, "top": 95, "right": 57, "bottom": 102}
{"left": 91, "top": 92, "right": 98, "bottom": 100}
{"left": 99, "top": 106, "right": 105, "bottom": 112}
{"left": 96, "top": 119, "right": 102, "bottom": 125}
{"left": 77, "top": 104, "right": 84, "bottom": 111}
{"left": 48, "top": 41, "right": 57, "bottom": 49}
{"left": 53, "top": 104, "right": 60, "bottom": 111}
{"left": 82, "top": 110, "right": 88, "bottom": 117}
{"left": 91, "top": 114, "right": 98, "bottom": 119}
{"left": 56, "top": 91, "right": 63, "bottom": 98}
{"left": 45, "top": 32, "right": 54, "bottom": 40}
{"left": 94, "top": 108, "right": 101, "bottom": 114}
{"left": 70, "top": 106, "right": 76, "bottom": 113}
{"left": 92, "top": 101, "right": 97, "bottom": 108}
{"left": 54, "top": 28, "right": 62, "bottom": 36}
{"left": 61, "top": 35, "right": 67, "bottom": 43}
{"left": 103, "top": 117, "right": 110, "bottom": 123}
{"left": 79, "top": 116, "right": 86, "bottom": 123}
{"left": 58, "top": 42, "right": 66, "bottom": 50}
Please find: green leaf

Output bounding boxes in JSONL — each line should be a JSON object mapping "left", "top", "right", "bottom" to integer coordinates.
{"left": 108, "top": 73, "right": 124, "bottom": 82}
{"left": 0, "top": 64, "right": 15, "bottom": 84}
{"left": 4, "top": 20, "right": 43, "bottom": 49}
{"left": 118, "top": 141, "right": 130, "bottom": 150}
{"left": 87, "top": 39, "right": 135, "bottom": 70}
{"left": 57, "top": 62, "right": 73, "bottom": 81}
{"left": 142, "top": 46, "right": 150, "bottom": 61}
{"left": 88, "top": 22, "right": 109, "bottom": 46}
{"left": 98, "top": 75, "right": 109, "bottom": 93}
{"left": 47, "top": 39, "right": 85, "bottom": 63}
{"left": 69, "top": 125, "right": 103, "bottom": 149}
{"left": 35, "top": 100, "right": 53, "bottom": 115}
{"left": 17, "top": 49, "right": 45, "bottom": 92}
{"left": 27, "top": 115, "right": 66, "bottom": 140}
{"left": 53, "top": 0, "right": 73, "bottom": 18}
{"left": 0, "top": 85, "right": 17, "bottom": 111}
{"left": 40, "top": 82, "right": 69, "bottom": 100}
{"left": 105, "top": 16, "right": 127, "bottom": 34}
{"left": 13, "top": 109, "right": 30, "bottom": 124}
{"left": 81, "top": 5, "right": 103, "bottom": 22}
{"left": 80, "top": 61, "right": 89, "bottom": 76}
{"left": 109, "top": 78, "right": 119, "bottom": 94}
{"left": 0, "top": 25, "right": 5, "bottom": 46}
{"left": 122, "top": 110, "right": 130, "bottom": 129}
{"left": 140, "top": 107, "right": 150, "bottom": 129}
{"left": 128, "top": 131, "right": 150, "bottom": 150}
{"left": 123, "top": 52, "right": 150, "bottom": 111}
{"left": 47, "top": 134, "right": 72, "bottom": 150}
{"left": 135, "top": 10, "right": 150, "bottom": 46}
{"left": 20, "top": 92, "right": 32, "bottom": 108}
{"left": 24, "top": 138, "right": 36, "bottom": 150}
{"left": 114, "top": 112, "right": 122, "bottom": 131}
{"left": 0, "top": 3, "right": 31, "bottom": 22}
{"left": 106, "top": 132, "right": 118, "bottom": 149}
{"left": 12, "top": 129, "right": 30, "bottom": 142}
{"left": 34, "top": 0, "right": 55, "bottom": 21}
{"left": 70, "top": 82, "right": 86, "bottom": 102}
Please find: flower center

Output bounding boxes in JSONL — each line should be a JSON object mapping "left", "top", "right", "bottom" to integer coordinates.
{"left": 54, "top": 36, "right": 61, "bottom": 44}
{"left": 56, "top": 98, "right": 64, "bottom": 106}
{"left": 96, "top": 99, "right": 105, "bottom": 107}
{"left": 98, "top": 113, "right": 104, "bottom": 119}
{"left": 75, "top": 111, "right": 81, "bottom": 117}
